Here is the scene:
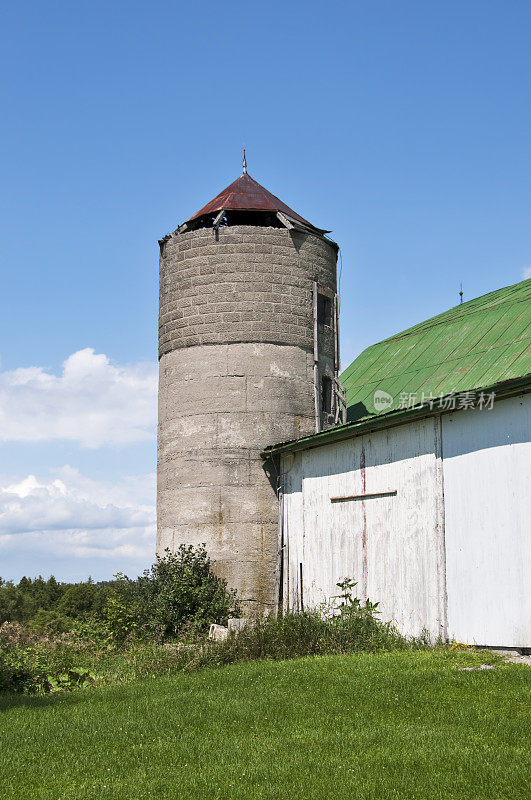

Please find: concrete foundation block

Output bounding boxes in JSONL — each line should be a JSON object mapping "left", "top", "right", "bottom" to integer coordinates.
{"left": 228, "top": 617, "right": 257, "bottom": 633}
{"left": 208, "top": 624, "right": 229, "bottom": 641}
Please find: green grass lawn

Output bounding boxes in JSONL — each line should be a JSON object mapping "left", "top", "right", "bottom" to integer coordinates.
{"left": 1, "top": 650, "right": 529, "bottom": 799}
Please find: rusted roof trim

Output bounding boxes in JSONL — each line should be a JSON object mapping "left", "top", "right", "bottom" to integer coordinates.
{"left": 261, "top": 375, "right": 531, "bottom": 458}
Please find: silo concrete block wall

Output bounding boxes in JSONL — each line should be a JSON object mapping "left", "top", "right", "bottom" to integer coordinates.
{"left": 157, "top": 225, "right": 338, "bottom": 611}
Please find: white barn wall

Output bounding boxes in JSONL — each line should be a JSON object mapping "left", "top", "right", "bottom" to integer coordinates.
{"left": 281, "top": 451, "right": 303, "bottom": 611}
{"left": 281, "top": 417, "right": 447, "bottom": 639}
{"left": 442, "top": 393, "right": 531, "bottom": 648}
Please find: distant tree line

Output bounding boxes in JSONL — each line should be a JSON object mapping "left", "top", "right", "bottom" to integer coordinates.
{"left": 0, "top": 575, "right": 112, "bottom": 628}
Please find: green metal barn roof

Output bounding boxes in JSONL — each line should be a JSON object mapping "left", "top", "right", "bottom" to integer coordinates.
{"left": 340, "top": 278, "right": 531, "bottom": 422}
{"left": 263, "top": 279, "right": 531, "bottom": 456}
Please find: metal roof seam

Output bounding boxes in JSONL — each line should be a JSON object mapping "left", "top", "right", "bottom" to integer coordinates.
{"left": 330, "top": 279, "right": 531, "bottom": 426}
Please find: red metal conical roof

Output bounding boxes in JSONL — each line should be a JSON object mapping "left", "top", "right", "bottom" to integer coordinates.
{"left": 185, "top": 172, "right": 329, "bottom": 235}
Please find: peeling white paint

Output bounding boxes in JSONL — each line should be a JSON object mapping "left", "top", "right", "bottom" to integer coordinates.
{"left": 281, "top": 394, "right": 530, "bottom": 647}
{"left": 282, "top": 418, "right": 446, "bottom": 640}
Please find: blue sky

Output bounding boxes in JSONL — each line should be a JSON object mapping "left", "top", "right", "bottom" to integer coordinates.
{"left": 1, "top": 0, "right": 530, "bottom": 581}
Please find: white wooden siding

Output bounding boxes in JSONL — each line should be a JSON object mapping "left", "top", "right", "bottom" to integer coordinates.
{"left": 442, "top": 394, "right": 531, "bottom": 648}
{"left": 282, "top": 417, "right": 446, "bottom": 639}
{"left": 281, "top": 392, "right": 531, "bottom": 647}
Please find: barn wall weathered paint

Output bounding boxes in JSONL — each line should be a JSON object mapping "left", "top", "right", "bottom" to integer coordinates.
{"left": 281, "top": 392, "right": 531, "bottom": 646}
{"left": 443, "top": 393, "right": 531, "bottom": 648}
{"left": 281, "top": 417, "right": 447, "bottom": 639}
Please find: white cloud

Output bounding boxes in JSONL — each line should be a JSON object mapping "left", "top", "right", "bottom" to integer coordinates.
{"left": 0, "top": 468, "right": 155, "bottom": 570}
{"left": 0, "top": 348, "right": 157, "bottom": 448}
{"left": 522, "top": 266, "right": 531, "bottom": 280}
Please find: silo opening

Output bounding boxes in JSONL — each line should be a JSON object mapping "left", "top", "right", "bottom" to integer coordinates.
{"left": 317, "top": 293, "right": 332, "bottom": 326}
{"left": 185, "top": 209, "right": 285, "bottom": 232}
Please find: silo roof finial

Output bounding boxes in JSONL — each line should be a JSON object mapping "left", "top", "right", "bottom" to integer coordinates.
{"left": 242, "top": 148, "right": 247, "bottom": 174}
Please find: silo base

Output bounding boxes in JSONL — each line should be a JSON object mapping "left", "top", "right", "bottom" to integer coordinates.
{"left": 157, "top": 341, "right": 315, "bottom": 613}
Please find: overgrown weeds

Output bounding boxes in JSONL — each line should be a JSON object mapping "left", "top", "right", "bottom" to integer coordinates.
{"left": 0, "top": 608, "right": 423, "bottom": 695}
{"left": 0, "top": 544, "right": 241, "bottom": 692}
{"left": 1, "top": 559, "right": 432, "bottom": 695}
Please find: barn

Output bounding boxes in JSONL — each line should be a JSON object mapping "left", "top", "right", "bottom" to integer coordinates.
{"left": 264, "top": 279, "right": 531, "bottom": 649}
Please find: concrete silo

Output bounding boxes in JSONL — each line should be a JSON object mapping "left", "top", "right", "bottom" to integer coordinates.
{"left": 157, "top": 160, "right": 341, "bottom": 612}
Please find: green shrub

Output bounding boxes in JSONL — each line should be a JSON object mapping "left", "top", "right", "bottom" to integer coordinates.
{"left": 0, "top": 622, "right": 104, "bottom": 694}
{"left": 41, "top": 667, "right": 97, "bottom": 694}
{"left": 26, "top": 609, "right": 76, "bottom": 635}
{"left": 104, "top": 579, "right": 141, "bottom": 644}
{"left": 0, "top": 640, "right": 70, "bottom": 694}
{"left": 107, "top": 545, "right": 240, "bottom": 642}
